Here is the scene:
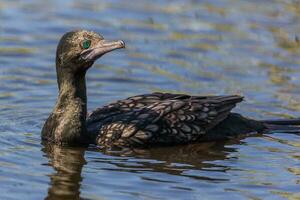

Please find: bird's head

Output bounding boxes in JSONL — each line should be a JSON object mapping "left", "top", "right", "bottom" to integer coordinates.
{"left": 56, "top": 30, "right": 125, "bottom": 73}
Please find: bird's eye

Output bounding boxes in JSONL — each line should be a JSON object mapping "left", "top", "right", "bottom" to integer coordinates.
{"left": 82, "top": 40, "right": 91, "bottom": 49}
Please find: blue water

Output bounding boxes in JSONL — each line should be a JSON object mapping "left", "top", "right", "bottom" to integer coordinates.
{"left": 0, "top": 0, "right": 300, "bottom": 199}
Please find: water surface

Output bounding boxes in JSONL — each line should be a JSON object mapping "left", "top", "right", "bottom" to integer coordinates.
{"left": 0, "top": 0, "right": 300, "bottom": 199}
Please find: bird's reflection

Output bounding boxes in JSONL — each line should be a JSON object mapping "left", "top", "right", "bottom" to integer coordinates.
{"left": 42, "top": 144, "right": 87, "bottom": 200}
{"left": 91, "top": 139, "right": 243, "bottom": 181}
{"left": 42, "top": 138, "right": 245, "bottom": 200}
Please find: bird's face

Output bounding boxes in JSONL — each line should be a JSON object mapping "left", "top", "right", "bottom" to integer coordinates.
{"left": 56, "top": 30, "right": 125, "bottom": 72}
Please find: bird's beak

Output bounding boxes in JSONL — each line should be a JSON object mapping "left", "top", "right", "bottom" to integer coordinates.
{"left": 80, "top": 39, "right": 125, "bottom": 62}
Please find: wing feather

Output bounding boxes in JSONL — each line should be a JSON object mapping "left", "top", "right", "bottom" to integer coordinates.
{"left": 91, "top": 93, "right": 243, "bottom": 147}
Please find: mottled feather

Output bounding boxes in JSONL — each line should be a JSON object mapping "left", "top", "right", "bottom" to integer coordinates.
{"left": 86, "top": 92, "right": 243, "bottom": 147}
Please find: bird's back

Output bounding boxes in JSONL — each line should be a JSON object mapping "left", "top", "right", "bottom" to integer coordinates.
{"left": 87, "top": 92, "right": 244, "bottom": 147}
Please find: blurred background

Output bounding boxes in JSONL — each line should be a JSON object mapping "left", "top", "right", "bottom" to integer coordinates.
{"left": 0, "top": 0, "right": 299, "bottom": 199}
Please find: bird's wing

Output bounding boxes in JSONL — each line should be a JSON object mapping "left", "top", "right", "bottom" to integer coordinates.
{"left": 87, "top": 92, "right": 191, "bottom": 123}
{"left": 95, "top": 94, "right": 243, "bottom": 147}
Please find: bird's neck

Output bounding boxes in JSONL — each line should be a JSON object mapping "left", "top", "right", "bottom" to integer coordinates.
{"left": 57, "top": 71, "right": 87, "bottom": 116}
{"left": 42, "top": 69, "right": 89, "bottom": 145}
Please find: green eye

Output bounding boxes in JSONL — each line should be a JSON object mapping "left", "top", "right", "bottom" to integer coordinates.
{"left": 82, "top": 40, "right": 91, "bottom": 49}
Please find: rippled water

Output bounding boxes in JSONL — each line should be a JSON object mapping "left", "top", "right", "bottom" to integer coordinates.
{"left": 1, "top": 0, "right": 300, "bottom": 199}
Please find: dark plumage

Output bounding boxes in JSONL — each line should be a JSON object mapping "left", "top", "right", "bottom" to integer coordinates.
{"left": 42, "top": 30, "right": 300, "bottom": 148}
{"left": 87, "top": 93, "right": 246, "bottom": 147}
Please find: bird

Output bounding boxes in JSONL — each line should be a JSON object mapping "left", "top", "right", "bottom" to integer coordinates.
{"left": 42, "top": 30, "right": 300, "bottom": 148}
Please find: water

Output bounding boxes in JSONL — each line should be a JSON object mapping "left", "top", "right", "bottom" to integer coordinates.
{"left": 0, "top": 0, "right": 300, "bottom": 199}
